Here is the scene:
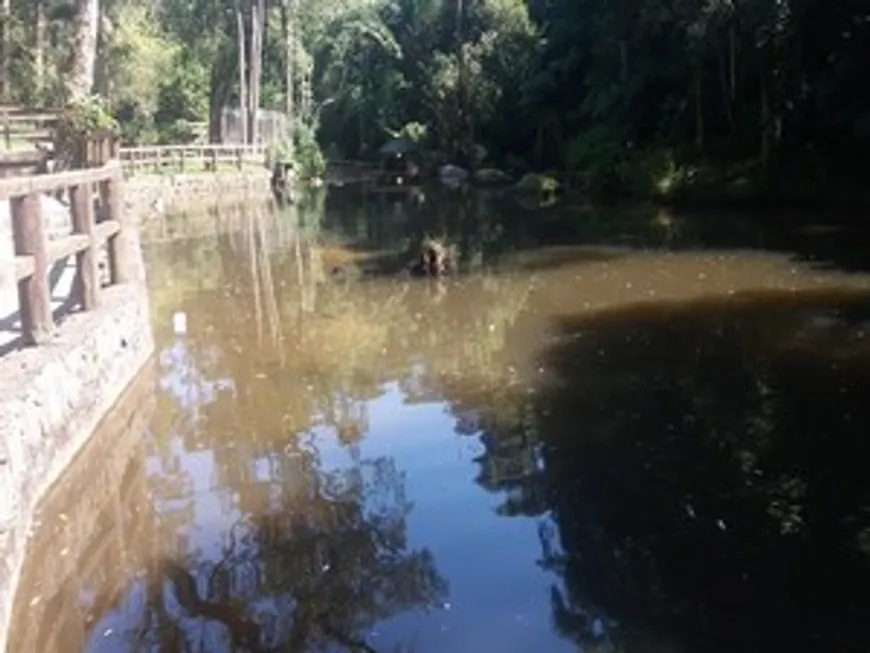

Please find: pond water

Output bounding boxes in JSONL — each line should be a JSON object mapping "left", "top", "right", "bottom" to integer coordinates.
{"left": 8, "top": 186, "right": 870, "bottom": 653}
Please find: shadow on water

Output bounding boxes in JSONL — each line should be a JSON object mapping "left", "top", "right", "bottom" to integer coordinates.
{"left": 11, "top": 189, "right": 870, "bottom": 653}
{"left": 513, "top": 288, "right": 870, "bottom": 652}
{"left": 319, "top": 184, "right": 870, "bottom": 275}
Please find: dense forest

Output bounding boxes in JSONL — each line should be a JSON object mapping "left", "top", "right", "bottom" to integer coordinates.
{"left": 3, "top": 0, "right": 870, "bottom": 200}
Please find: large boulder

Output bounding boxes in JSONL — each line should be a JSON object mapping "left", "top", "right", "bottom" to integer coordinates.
{"left": 515, "top": 172, "right": 559, "bottom": 194}
{"left": 439, "top": 164, "right": 469, "bottom": 187}
{"left": 407, "top": 237, "right": 456, "bottom": 277}
{"left": 474, "top": 167, "right": 512, "bottom": 186}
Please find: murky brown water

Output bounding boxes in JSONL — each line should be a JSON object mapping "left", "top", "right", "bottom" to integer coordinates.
{"left": 8, "top": 187, "right": 870, "bottom": 652}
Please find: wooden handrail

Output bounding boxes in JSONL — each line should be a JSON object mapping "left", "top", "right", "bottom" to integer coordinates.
{"left": 2, "top": 114, "right": 57, "bottom": 123}
{"left": 0, "top": 164, "right": 122, "bottom": 199}
{"left": 0, "top": 108, "right": 58, "bottom": 150}
{"left": 3, "top": 162, "right": 131, "bottom": 345}
{"left": 120, "top": 143, "right": 267, "bottom": 154}
{"left": 118, "top": 143, "right": 268, "bottom": 174}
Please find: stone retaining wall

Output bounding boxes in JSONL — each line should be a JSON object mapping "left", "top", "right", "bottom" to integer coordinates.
{"left": 3, "top": 357, "right": 156, "bottom": 653}
{"left": 125, "top": 169, "right": 272, "bottom": 224}
{"left": 0, "top": 185, "right": 157, "bottom": 652}
{"left": 0, "top": 282, "right": 153, "bottom": 653}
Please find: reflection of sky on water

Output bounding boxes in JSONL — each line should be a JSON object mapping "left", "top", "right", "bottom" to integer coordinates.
{"left": 158, "top": 337, "right": 236, "bottom": 411}
{"left": 327, "top": 383, "right": 575, "bottom": 653}
{"left": 126, "top": 340, "right": 579, "bottom": 653}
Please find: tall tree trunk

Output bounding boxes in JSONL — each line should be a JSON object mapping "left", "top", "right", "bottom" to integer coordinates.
{"left": 281, "top": 0, "right": 295, "bottom": 135}
{"left": 760, "top": 70, "right": 769, "bottom": 165}
{"left": 235, "top": 2, "right": 248, "bottom": 144}
{"left": 65, "top": 0, "right": 100, "bottom": 102}
{"left": 32, "top": 0, "right": 47, "bottom": 101}
{"left": 0, "top": 0, "right": 10, "bottom": 102}
{"left": 694, "top": 65, "right": 704, "bottom": 149}
{"left": 209, "top": 52, "right": 234, "bottom": 143}
{"left": 247, "top": 3, "right": 258, "bottom": 142}
{"left": 728, "top": 23, "right": 736, "bottom": 102}
{"left": 455, "top": 0, "right": 466, "bottom": 163}
{"left": 248, "top": 0, "right": 266, "bottom": 143}
{"left": 300, "top": 63, "right": 312, "bottom": 122}
{"left": 94, "top": 11, "right": 109, "bottom": 97}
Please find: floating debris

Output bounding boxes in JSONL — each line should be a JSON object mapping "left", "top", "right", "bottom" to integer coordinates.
{"left": 172, "top": 312, "right": 187, "bottom": 335}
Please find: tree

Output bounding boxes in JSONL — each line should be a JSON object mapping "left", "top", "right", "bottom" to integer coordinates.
{"left": 65, "top": 0, "right": 100, "bottom": 101}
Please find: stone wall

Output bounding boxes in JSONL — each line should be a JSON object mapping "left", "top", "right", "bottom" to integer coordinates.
{"left": 3, "top": 357, "right": 156, "bottom": 653}
{"left": 0, "top": 188, "right": 156, "bottom": 652}
{"left": 0, "top": 283, "right": 154, "bottom": 653}
{"left": 125, "top": 169, "right": 272, "bottom": 224}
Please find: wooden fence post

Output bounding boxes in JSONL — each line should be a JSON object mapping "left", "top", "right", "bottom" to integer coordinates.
{"left": 70, "top": 182, "right": 100, "bottom": 310}
{"left": 11, "top": 193, "right": 53, "bottom": 344}
{"left": 99, "top": 168, "right": 131, "bottom": 284}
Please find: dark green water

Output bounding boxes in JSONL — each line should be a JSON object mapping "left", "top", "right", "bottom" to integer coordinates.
{"left": 9, "top": 185, "right": 870, "bottom": 653}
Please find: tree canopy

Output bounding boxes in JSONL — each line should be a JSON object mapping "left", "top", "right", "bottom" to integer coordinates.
{"left": 3, "top": 0, "right": 869, "bottom": 195}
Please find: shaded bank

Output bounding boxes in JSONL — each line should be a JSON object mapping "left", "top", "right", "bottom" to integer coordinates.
{"left": 318, "top": 182, "right": 870, "bottom": 276}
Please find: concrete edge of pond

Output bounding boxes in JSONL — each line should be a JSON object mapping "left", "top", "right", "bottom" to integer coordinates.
{"left": 0, "top": 280, "right": 155, "bottom": 653}
{"left": 125, "top": 169, "right": 272, "bottom": 223}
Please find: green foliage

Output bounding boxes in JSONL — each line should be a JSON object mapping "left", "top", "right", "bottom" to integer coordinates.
{"left": 266, "top": 139, "right": 295, "bottom": 167}
{"left": 564, "top": 128, "right": 627, "bottom": 194}
{"left": 4, "top": 0, "right": 868, "bottom": 202}
{"left": 388, "top": 121, "right": 429, "bottom": 146}
{"left": 53, "top": 95, "right": 120, "bottom": 167}
{"left": 293, "top": 122, "right": 326, "bottom": 178}
{"left": 61, "top": 95, "right": 120, "bottom": 134}
{"left": 158, "top": 119, "right": 202, "bottom": 145}
{"left": 114, "top": 100, "right": 158, "bottom": 145}
{"left": 146, "top": 48, "right": 210, "bottom": 143}
{"left": 103, "top": 3, "right": 178, "bottom": 115}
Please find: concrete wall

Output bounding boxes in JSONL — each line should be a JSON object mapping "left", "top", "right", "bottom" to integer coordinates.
{"left": 3, "top": 357, "right": 156, "bottom": 653}
{"left": 125, "top": 169, "right": 271, "bottom": 224}
{"left": 0, "top": 280, "right": 154, "bottom": 653}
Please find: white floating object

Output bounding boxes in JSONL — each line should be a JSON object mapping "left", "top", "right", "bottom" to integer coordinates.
{"left": 172, "top": 312, "right": 187, "bottom": 335}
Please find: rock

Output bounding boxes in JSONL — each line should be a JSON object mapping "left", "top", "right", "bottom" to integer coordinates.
{"left": 439, "top": 164, "right": 469, "bottom": 187}
{"left": 515, "top": 172, "right": 560, "bottom": 194}
{"left": 407, "top": 237, "right": 456, "bottom": 277}
{"left": 474, "top": 168, "right": 512, "bottom": 185}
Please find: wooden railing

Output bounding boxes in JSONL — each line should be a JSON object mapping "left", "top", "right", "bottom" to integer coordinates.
{"left": 119, "top": 144, "right": 268, "bottom": 175}
{"left": 0, "top": 107, "right": 57, "bottom": 150}
{"left": 0, "top": 151, "right": 47, "bottom": 178}
{"left": 0, "top": 163, "right": 131, "bottom": 345}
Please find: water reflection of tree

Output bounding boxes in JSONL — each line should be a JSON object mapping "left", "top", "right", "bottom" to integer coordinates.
{"left": 520, "top": 290, "right": 870, "bottom": 652}
{"left": 149, "top": 194, "right": 547, "bottom": 522}
{"left": 125, "top": 451, "right": 445, "bottom": 653}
